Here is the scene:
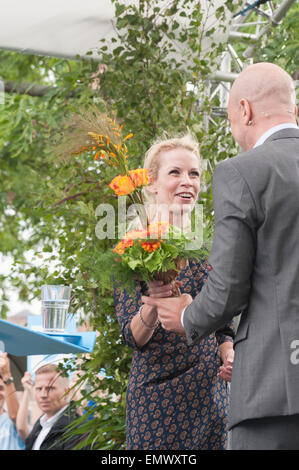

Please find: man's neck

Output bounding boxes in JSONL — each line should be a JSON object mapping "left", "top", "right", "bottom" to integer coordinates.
{"left": 44, "top": 403, "right": 68, "bottom": 421}
{"left": 249, "top": 119, "right": 298, "bottom": 150}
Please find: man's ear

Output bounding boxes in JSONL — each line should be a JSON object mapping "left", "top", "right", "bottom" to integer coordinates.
{"left": 294, "top": 105, "right": 298, "bottom": 124}
{"left": 239, "top": 98, "right": 253, "bottom": 126}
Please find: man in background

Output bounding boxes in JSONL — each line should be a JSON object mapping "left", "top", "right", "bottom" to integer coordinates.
{"left": 17, "top": 363, "right": 84, "bottom": 450}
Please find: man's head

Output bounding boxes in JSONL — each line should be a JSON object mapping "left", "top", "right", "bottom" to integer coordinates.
{"left": 228, "top": 62, "right": 297, "bottom": 151}
{"left": 34, "top": 364, "right": 70, "bottom": 418}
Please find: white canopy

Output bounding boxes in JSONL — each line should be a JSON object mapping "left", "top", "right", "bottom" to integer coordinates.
{"left": 0, "top": 0, "right": 238, "bottom": 60}
{"left": 0, "top": 0, "right": 115, "bottom": 59}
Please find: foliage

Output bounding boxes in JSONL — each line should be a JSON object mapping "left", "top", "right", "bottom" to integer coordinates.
{"left": 0, "top": 0, "right": 298, "bottom": 449}
{"left": 259, "top": 1, "right": 299, "bottom": 75}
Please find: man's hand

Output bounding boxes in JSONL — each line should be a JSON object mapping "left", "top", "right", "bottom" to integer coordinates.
{"left": 141, "top": 293, "right": 193, "bottom": 333}
{"left": 21, "top": 371, "right": 33, "bottom": 393}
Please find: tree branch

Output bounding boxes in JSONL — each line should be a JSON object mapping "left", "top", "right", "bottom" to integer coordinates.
{"left": 4, "top": 80, "right": 54, "bottom": 97}
{"left": 52, "top": 191, "right": 90, "bottom": 207}
{"left": 3, "top": 80, "right": 80, "bottom": 98}
{"left": 91, "top": 288, "right": 98, "bottom": 316}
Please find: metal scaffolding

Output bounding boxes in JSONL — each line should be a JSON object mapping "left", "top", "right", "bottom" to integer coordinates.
{"left": 207, "top": 0, "right": 297, "bottom": 119}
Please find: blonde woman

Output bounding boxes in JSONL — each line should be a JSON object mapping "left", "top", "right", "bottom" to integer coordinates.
{"left": 114, "top": 135, "right": 234, "bottom": 450}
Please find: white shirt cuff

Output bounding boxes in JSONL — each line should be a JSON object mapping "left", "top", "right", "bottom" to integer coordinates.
{"left": 181, "top": 307, "right": 187, "bottom": 328}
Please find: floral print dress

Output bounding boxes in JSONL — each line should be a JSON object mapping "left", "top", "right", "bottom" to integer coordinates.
{"left": 114, "top": 259, "right": 235, "bottom": 450}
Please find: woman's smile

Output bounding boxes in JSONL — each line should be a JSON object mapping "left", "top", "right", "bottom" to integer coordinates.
{"left": 174, "top": 191, "right": 195, "bottom": 202}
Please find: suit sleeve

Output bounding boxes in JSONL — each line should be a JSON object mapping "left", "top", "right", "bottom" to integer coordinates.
{"left": 184, "top": 160, "right": 257, "bottom": 345}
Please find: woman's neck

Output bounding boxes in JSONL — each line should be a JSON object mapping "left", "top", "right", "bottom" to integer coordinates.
{"left": 149, "top": 208, "right": 191, "bottom": 231}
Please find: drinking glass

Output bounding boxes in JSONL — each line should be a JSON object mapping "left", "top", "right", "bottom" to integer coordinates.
{"left": 41, "top": 285, "right": 71, "bottom": 333}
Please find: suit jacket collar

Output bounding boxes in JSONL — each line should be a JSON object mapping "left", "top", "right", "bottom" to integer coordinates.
{"left": 264, "top": 127, "right": 299, "bottom": 143}
{"left": 25, "top": 402, "right": 78, "bottom": 450}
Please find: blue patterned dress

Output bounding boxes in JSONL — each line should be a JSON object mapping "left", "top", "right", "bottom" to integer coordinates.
{"left": 114, "top": 259, "right": 234, "bottom": 450}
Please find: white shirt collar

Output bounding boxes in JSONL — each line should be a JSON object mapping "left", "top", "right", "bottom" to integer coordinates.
{"left": 40, "top": 403, "right": 69, "bottom": 428}
{"left": 254, "top": 123, "right": 299, "bottom": 148}
{"left": 32, "top": 404, "right": 69, "bottom": 450}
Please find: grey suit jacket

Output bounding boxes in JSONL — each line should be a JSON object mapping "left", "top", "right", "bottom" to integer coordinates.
{"left": 183, "top": 128, "right": 299, "bottom": 429}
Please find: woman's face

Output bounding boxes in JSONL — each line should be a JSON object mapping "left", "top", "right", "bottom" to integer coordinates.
{"left": 149, "top": 147, "right": 200, "bottom": 218}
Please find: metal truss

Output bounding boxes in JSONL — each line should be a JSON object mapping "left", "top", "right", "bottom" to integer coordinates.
{"left": 207, "top": 0, "right": 297, "bottom": 120}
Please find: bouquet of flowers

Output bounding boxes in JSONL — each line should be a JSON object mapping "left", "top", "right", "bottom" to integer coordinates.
{"left": 112, "top": 223, "right": 202, "bottom": 287}
{"left": 60, "top": 110, "right": 208, "bottom": 294}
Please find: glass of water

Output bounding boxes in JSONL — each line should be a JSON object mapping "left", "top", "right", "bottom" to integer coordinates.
{"left": 41, "top": 285, "right": 71, "bottom": 333}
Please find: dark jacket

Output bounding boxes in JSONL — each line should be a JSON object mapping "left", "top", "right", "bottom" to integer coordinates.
{"left": 25, "top": 402, "right": 84, "bottom": 450}
{"left": 183, "top": 128, "right": 299, "bottom": 429}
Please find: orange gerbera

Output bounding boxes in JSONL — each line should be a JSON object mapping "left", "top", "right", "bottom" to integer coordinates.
{"left": 129, "top": 169, "right": 150, "bottom": 187}
{"left": 146, "top": 222, "right": 170, "bottom": 238}
{"left": 141, "top": 241, "right": 161, "bottom": 253}
{"left": 123, "top": 222, "right": 170, "bottom": 242}
{"left": 112, "top": 238, "right": 134, "bottom": 254}
{"left": 124, "top": 229, "right": 147, "bottom": 240}
{"left": 108, "top": 174, "right": 136, "bottom": 196}
{"left": 108, "top": 168, "right": 150, "bottom": 196}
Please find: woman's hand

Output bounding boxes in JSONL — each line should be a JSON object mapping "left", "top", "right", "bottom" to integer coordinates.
{"left": 147, "top": 280, "right": 182, "bottom": 298}
{"left": 218, "top": 344, "right": 234, "bottom": 382}
{"left": 147, "top": 280, "right": 173, "bottom": 298}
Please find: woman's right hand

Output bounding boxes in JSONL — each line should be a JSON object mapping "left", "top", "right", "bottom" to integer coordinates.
{"left": 147, "top": 280, "right": 174, "bottom": 298}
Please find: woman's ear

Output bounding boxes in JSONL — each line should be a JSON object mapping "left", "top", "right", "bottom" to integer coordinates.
{"left": 146, "top": 181, "right": 157, "bottom": 194}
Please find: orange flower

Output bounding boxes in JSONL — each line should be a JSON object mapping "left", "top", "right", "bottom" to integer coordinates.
{"left": 124, "top": 229, "right": 147, "bottom": 240}
{"left": 113, "top": 238, "right": 134, "bottom": 254}
{"left": 129, "top": 169, "right": 149, "bottom": 188}
{"left": 141, "top": 241, "right": 161, "bottom": 253}
{"left": 94, "top": 150, "right": 105, "bottom": 160}
{"left": 146, "top": 222, "right": 170, "bottom": 238}
{"left": 123, "top": 222, "right": 169, "bottom": 242}
{"left": 108, "top": 168, "right": 149, "bottom": 196}
{"left": 108, "top": 174, "right": 136, "bottom": 196}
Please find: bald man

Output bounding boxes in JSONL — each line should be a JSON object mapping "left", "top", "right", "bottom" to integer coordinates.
{"left": 142, "top": 63, "right": 299, "bottom": 450}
